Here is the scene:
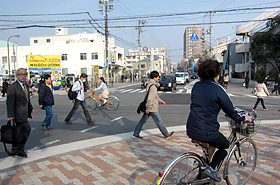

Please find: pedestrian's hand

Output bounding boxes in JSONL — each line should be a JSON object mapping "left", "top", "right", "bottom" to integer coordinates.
{"left": 39, "top": 105, "right": 43, "bottom": 109}
{"left": 161, "top": 101, "right": 166, "bottom": 105}
{"left": 245, "top": 114, "right": 252, "bottom": 123}
{"left": 80, "top": 85, "right": 83, "bottom": 89}
{"left": 8, "top": 117, "right": 14, "bottom": 121}
{"left": 31, "top": 109, "right": 35, "bottom": 114}
{"left": 145, "top": 109, "right": 150, "bottom": 114}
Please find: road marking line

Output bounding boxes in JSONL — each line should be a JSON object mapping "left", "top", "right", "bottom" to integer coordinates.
{"left": 176, "top": 89, "right": 183, "bottom": 93}
{"left": 80, "top": 126, "right": 99, "bottom": 133}
{"left": 166, "top": 91, "right": 172, "bottom": 93}
{"left": 138, "top": 89, "right": 146, "bottom": 93}
{"left": 26, "top": 140, "right": 60, "bottom": 152}
{"left": 186, "top": 89, "right": 191, "bottom": 93}
{"left": 120, "top": 89, "right": 133, "bottom": 93}
{"left": 111, "top": 117, "right": 123, "bottom": 122}
{"left": 129, "top": 89, "right": 141, "bottom": 93}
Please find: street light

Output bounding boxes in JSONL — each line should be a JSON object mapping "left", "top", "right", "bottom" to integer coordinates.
{"left": 7, "top": 35, "right": 20, "bottom": 84}
{"left": 201, "top": 35, "right": 218, "bottom": 60}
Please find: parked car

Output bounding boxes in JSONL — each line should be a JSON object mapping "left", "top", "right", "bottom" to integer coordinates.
{"left": 184, "top": 72, "right": 190, "bottom": 82}
{"left": 191, "top": 72, "right": 198, "bottom": 79}
{"left": 158, "top": 74, "right": 176, "bottom": 91}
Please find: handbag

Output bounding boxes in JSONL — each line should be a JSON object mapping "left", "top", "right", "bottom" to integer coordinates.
{"left": 137, "top": 84, "right": 154, "bottom": 114}
{"left": 1, "top": 120, "right": 24, "bottom": 156}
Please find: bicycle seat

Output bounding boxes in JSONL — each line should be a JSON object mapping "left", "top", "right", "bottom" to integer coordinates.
{"left": 191, "top": 139, "right": 210, "bottom": 148}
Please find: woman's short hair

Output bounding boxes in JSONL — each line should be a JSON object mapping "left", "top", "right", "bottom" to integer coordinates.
{"left": 198, "top": 59, "right": 220, "bottom": 81}
{"left": 257, "top": 77, "right": 264, "bottom": 83}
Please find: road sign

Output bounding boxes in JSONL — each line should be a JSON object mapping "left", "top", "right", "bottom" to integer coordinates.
{"left": 190, "top": 31, "right": 199, "bottom": 41}
{"left": 112, "top": 55, "right": 115, "bottom": 63}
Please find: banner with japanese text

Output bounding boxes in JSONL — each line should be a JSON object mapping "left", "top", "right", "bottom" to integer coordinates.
{"left": 28, "top": 55, "right": 61, "bottom": 71}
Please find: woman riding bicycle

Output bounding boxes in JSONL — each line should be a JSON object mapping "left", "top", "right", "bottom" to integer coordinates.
{"left": 186, "top": 59, "right": 252, "bottom": 182}
{"left": 91, "top": 77, "right": 109, "bottom": 104}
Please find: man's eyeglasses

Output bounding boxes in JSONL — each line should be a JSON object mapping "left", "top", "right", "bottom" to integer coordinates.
{"left": 17, "top": 73, "right": 28, "bottom": 76}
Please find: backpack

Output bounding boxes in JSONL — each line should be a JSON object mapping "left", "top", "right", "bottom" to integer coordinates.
{"left": 68, "top": 81, "right": 82, "bottom": 100}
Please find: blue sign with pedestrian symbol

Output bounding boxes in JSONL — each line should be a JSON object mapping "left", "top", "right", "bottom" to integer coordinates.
{"left": 190, "top": 31, "right": 199, "bottom": 41}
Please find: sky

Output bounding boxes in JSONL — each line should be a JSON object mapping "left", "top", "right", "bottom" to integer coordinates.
{"left": 0, "top": 0, "right": 280, "bottom": 63}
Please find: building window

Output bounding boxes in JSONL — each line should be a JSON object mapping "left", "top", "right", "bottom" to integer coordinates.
{"left": 80, "top": 53, "right": 87, "bottom": 60}
{"left": 46, "top": 39, "right": 51, "bottom": 43}
{"left": 91, "top": 52, "right": 98, "bottom": 60}
{"left": 133, "top": 56, "right": 136, "bottom": 59}
{"left": 61, "top": 54, "right": 67, "bottom": 61}
{"left": 2, "top": 56, "right": 7, "bottom": 64}
{"left": 141, "top": 64, "right": 145, "bottom": 68}
{"left": 34, "top": 40, "right": 38, "bottom": 43}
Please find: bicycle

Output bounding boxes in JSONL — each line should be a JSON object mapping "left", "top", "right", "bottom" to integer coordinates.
{"left": 157, "top": 112, "right": 261, "bottom": 185}
{"left": 85, "top": 91, "right": 119, "bottom": 111}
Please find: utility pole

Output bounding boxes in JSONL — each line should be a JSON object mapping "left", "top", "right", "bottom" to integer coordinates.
{"left": 99, "top": 0, "right": 114, "bottom": 83}
{"left": 135, "top": 20, "right": 146, "bottom": 81}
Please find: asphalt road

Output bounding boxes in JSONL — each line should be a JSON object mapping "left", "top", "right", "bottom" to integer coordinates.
{"left": 0, "top": 80, "right": 279, "bottom": 158}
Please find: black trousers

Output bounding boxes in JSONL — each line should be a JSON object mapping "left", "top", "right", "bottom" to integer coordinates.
{"left": 207, "top": 133, "right": 229, "bottom": 169}
{"left": 253, "top": 97, "right": 266, "bottom": 110}
{"left": 12, "top": 121, "right": 31, "bottom": 154}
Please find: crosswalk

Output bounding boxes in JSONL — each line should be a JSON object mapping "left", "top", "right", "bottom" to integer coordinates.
{"left": 109, "top": 88, "right": 192, "bottom": 94}
{"left": 107, "top": 88, "right": 280, "bottom": 100}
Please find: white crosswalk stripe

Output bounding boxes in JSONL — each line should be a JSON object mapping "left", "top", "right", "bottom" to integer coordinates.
{"left": 129, "top": 89, "right": 141, "bottom": 93}
{"left": 120, "top": 89, "right": 133, "bottom": 93}
{"left": 176, "top": 89, "right": 183, "bottom": 93}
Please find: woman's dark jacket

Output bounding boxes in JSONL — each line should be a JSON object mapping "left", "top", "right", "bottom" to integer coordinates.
{"left": 38, "top": 83, "right": 54, "bottom": 106}
{"left": 187, "top": 80, "right": 245, "bottom": 142}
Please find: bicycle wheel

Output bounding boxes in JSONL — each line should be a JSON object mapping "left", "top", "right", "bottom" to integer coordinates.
{"left": 223, "top": 138, "right": 257, "bottom": 185}
{"left": 105, "top": 95, "right": 119, "bottom": 111}
{"left": 85, "top": 97, "right": 97, "bottom": 111}
{"left": 158, "top": 152, "right": 204, "bottom": 185}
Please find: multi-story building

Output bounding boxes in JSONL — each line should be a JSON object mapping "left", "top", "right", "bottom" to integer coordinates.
{"left": 124, "top": 46, "right": 167, "bottom": 77}
{"left": 0, "top": 27, "right": 125, "bottom": 82}
{"left": 183, "top": 25, "right": 205, "bottom": 60}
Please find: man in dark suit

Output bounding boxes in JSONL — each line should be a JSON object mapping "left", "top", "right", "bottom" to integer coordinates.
{"left": 6, "top": 68, "right": 35, "bottom": 158}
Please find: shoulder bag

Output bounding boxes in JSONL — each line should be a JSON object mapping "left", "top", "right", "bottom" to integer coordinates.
{"left": 137, "top": 84, "right": 155, "bottom": 114}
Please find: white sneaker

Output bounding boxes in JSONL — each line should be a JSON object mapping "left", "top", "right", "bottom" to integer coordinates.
{"left": 202, "top": 165, "right": 221, "bottom": 182}
{"left": 103, "top": 99, "right": 107, "bottom": 104}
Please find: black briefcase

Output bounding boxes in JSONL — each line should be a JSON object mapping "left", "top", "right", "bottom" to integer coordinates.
{"left": 1, "top": 121, "right": 23, "bottom": 144}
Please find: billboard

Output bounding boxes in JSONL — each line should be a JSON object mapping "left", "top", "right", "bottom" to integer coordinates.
{"left": 28, "top": 55, "right": 61, "bottom": 71}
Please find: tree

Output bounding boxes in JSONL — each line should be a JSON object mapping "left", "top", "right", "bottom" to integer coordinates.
{"left": 250, "top": 16, "right": 280, "bottom": 75}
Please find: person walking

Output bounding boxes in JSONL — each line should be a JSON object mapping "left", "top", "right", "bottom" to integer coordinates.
{"left": 6, "top": 68, "right": 35, "bottom": 158}
{"left": 253, "top": 77, "right": 270, "bottom": 112}
{"left": 133, "top": 71, "right": 174, "bottom": 139}
{"left": 66, "top": 77, "right": 71, "bottom": 92}
{"left": 38, "top": 74, "right": 55, "bottom": 131}
{"left": 2, "top": 79, "right": 9, "bottom": 97}
{"left": 223, "top": 74, "right": 229, "bottom": 89}
{"left": 272, "top": 74, "right": 280, "bottom": 95}
{"left": 245, "top": 72, "right": 249, "bottom": 89}
{"left": 218, "top": 73, "right": 224, "bottom": 87}
{"left": 64, "top": 73, "right": 95, "bottom": 125}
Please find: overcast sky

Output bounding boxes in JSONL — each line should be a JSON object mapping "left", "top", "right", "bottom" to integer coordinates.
{"left": 1, "top": 0, "right": 279, "bottom": 62}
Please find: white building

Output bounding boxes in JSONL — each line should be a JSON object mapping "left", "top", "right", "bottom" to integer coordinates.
{"left": 0, "top": 28, "right": 125, "bottom": 81}
{"left": 124, "top": 46, "right": 168, "bottom": 76}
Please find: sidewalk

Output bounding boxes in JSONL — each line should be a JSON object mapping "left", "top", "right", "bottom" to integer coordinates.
{"left": 0, "top": 121, "right": 280, "bottom": 185}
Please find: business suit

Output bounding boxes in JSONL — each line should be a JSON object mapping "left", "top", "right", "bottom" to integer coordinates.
{"left": 6, "top": 80, "right": 33, "bottom": 156}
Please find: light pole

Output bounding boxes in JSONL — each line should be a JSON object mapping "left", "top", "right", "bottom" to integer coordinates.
{"left": 99, "top": 0, "right": 114, "bottom": 84}
{"left": 202, "top": 35, "right": 218, "bottom": 60}
{"left": 7, "top": 35, "right": 20, "bottom": 84}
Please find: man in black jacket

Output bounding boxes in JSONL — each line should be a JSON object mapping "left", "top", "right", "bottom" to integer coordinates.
{"left": 38, "top": 74, "right": 55, "bottom": 131}
{"left": 6, "top": 68, "right": 34, "bottom": 158}
{"left": 2, "top": 79, "right": 9, "bottom": 97}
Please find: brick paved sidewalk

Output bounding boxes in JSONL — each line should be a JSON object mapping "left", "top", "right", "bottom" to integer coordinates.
{"left": 1, "top": 123, "right": 280, "bottom": 185}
